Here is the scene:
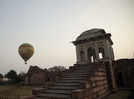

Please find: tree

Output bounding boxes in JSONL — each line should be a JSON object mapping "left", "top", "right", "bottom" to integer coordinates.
{"left": 18, "top": 72, "right": 26, "bottom": 82}
{"left": 48, "top": 66, "right": 66, "bottom": 72}
{"left": 0, "top": 73, "right": 3, "bottom": 78}
{"left": 5, "top": 70, "right": 18, "bottom": 81}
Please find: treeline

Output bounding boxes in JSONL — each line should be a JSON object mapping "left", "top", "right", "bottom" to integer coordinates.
{"left": 0, "top": 65, "right": 67, "bottom": 85}
{"left": 0, "top": 70, "right": 25, "bottom": 85}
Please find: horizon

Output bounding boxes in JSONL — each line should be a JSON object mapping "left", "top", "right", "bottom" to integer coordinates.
{"left": 0, "top": 0, "right": 134, "bottom": 74}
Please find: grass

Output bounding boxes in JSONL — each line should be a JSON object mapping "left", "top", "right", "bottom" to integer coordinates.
{"left": 0, "top": 84, "right": 34, "bottom": 96}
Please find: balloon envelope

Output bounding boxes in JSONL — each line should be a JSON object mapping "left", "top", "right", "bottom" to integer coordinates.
{"left": 18, "top": 43, "right": 34, "bottom": 64}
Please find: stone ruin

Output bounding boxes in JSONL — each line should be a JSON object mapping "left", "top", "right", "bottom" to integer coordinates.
{"left": 73, "top": 28, "right": 114, "bottom": 64}
{"left": 25, "top": 66, "right": 66, "bottom": 85}
{"left": 114, "top": 59, "right": 134, "bottom": 88}
{"left": 32, "top": 28, "right": 116, "bottom": 99}
{"left": 25, "top": 66, "right": 48, "bottom": 85}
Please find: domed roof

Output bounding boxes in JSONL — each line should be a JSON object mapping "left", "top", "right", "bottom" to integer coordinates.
{"left": 76, "top": 28, "right": 106, "bottom": 41}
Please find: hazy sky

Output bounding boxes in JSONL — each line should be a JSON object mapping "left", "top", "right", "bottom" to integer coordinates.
{"left": 0, "top": 0, "right": 134, "bottom": 74}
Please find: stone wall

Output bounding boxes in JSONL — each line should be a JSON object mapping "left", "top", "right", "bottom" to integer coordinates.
{"left": 114, "top": 59, "right": 134, "bottom": 88}
{"left": 25, "top": 66, "right": 48, "bottom": 85}
{"left": 32, "top": 63, "right": 112, "bottom": 99}
{"left": 72, "top": 63, "right": 111, "bottom": 99}
{"left": 90, "top": 65, "right": 110, "bottom": 99}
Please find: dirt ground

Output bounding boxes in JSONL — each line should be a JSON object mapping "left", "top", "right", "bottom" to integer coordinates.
{"left": 0, "top": 85, "right": 134, "bottom": 99}
{"left": 107, "top": 90, "right": 134, "bottom": 99}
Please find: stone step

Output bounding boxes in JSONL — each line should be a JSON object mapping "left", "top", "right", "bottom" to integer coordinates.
{"left": 73, "top": 69, "right": 90, "bottom": 72}
{"left": 55, "top": 82, "right": 81, "bottom": 86}
{"left": 64, "top": 75, "right": 88, "bottom": 78}
{"left": 45, "top": 89, "right": 72, "bottom": 95}
{"left": 74, "top": 69, "right": 92, "bottom": 72}
{"left": 54, "top": 83, "right": 81, "bottom": 88}
{"left": 37, "top": 93, "right": 71, "bottom": 99}
{"left": 73, "top": 64, "right": 90, "bottom": 67}
{"left": 71, "top": 73, "right": 89, "bottom": 76}
{"left": 62, "top": 77, "right": 86, "bottom": 80}
{"left": 64, "top": 75, "right": 87, "bottom": 78}
{"left": 63, "top": 73, "right": 89, "bottom": 76}
{"left": 70, "top": 68, "right": 90, "bottom": 70}
{"left": 49, "top": 86, "right": 78, "bottom": 90}
{"left": 35, "top": 64, "right": 97, "bottom": 99}
{"left": 64, "top": 73, "right": 89, "bottom": 76}
{"left": 71, "top": 71, "right": 89, "bottom": 74}
{"left": 73, "top": 66, "right": 90, "bottom": 68}
{"left": 74, "top": 66, "right": 91, "bottom": 68}
{"left": 69, "top": 67, "right": 91, "bottom": 70}
{"left": 56, "top": 79, "right": 86, "bottom": 83}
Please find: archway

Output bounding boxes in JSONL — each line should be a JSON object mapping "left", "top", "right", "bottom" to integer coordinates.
{"left": 87, "top": 47, "right": 96, "bottom": 63}
{"left": 99, "top": 47, "right": 105, "bottom": 59}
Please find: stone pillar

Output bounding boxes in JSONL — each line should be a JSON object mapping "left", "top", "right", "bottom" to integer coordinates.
{"left": 103, "top": 40, "right": 111, "bottom": 59}
{"left": 110, "top": 47, "right": 114, "bottom": 60}
{"left": 84, "top": 47, "right": 89, "bottom": 64}
{"left": 94, "top": 46, "right": 99, "bottom": 61}
{"left": 105, "top": 61, "right": 116, "bottom": 91}
{"left": 109, "top": 61, "right": 116, "bottom": 90}
{"left": 76, "top": 45, "right": 80, "bottom": 64}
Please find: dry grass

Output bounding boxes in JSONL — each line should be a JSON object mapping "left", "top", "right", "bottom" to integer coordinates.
{"left": 0, "top": 84, "right": 34, "bottom": 96}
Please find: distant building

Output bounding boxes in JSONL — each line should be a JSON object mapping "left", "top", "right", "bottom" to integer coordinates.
{"left": 0, "top": 74, "right": 3, "bottom": 81}
{"left": 25, "top": 66, "right": 48, "bottom": 85}
{"left": 2, "top": 77, "right": 9, "bottom": 81}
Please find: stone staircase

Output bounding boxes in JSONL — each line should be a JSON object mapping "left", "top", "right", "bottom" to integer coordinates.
{"left": 34, "top": 64, "right": 98, "bottom": 99}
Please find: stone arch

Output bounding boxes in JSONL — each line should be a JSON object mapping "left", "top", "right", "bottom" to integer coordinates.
{"left": 98, "top": 47, "right": 105, "bottom": 59}
{"left": 87, "top": 47, "right": 96, "bottom": 63}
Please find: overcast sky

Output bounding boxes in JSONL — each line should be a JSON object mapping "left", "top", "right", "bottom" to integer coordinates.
{"left": 0, "top": 0, "right": 134, "bottom": 74}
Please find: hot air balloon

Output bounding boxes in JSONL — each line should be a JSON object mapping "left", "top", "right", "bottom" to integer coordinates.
{"left": 18, "top": 43, "right": 34, "bottom": 64}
